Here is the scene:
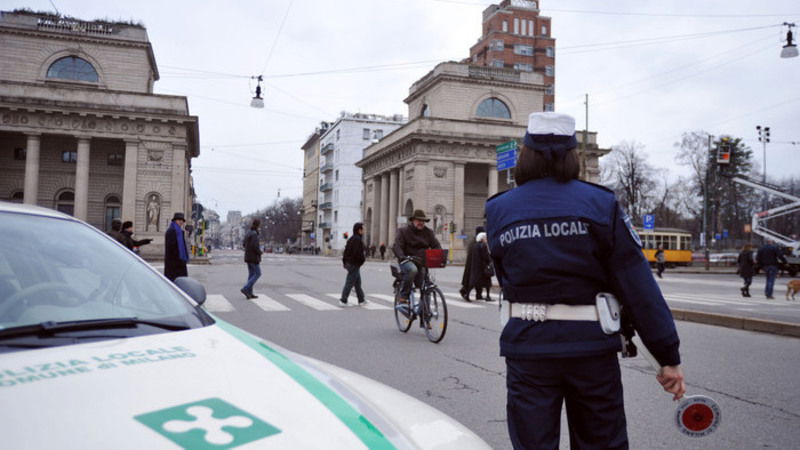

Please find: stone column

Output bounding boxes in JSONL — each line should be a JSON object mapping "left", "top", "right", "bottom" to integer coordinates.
{"left": 122, "top": 139, "right": 139, "bottom": 222}
{"left": 453, "top": 162, "right": 465, "bottom": 237}
{"left": 379, "top": 171, "right": 390, "bottom": 247}
{"left": 171, "top": 144, "right": 187, "bottom": 218}
{"left": 372, "top": 174, "right": 382, "bottom": 245}
{"left": 387, "top": 169, "right": 399, "bottom": 245}
{"left": 397, "top": 166, "right": 405, "bottom": 220}
{"left": 74, "top": 137, "right": 91, "bottom": 221}
{"left": 23, "top": 133, "right": 41, "bottom": 205}
{"left": 488, "top": 163, "right": 499, "bottom": 197}
{"left": 413, "top": 161, "right": 428, "bottom": 214}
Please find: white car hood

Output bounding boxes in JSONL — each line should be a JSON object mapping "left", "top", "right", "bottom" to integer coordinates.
{"left": 0, "top": 322, "right": 489, "bottom": 450}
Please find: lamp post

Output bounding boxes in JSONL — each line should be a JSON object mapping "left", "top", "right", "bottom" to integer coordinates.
{"left": 757, "top": 125, "right": 771, "bottom": 211}
{"left": 703, "top": 134, "right": 712, "bottom": 270}
{"left": 781, "top": 22, "right": 798, "bottom": 59}
{"left": 250, "top": 75, "right": 264, "bottom": 108}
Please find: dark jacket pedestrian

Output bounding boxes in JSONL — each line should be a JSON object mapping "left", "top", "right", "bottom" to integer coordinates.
{"left": 107, "top": 218, "right": 126, "bottom": 245}
{"left": 467, "top": 232, "right": 493, "bottom": 300}
{"left": 738, "top": 244, "right": 755, "bottom": 297}
{"left": 379, "top": 243, "right": 386, "bottom": 260}
{"left": 241, "top": 219, "right": 262, "bottom": 299}
{"left": 339, "top": 223, "right": 366, "bottom": 305}
{"left": 120, "top": 221, "right": 152, "bottom": 252}
{"left": 164, "top": 212, "right": 189, "bottom": 281}
{"left": 655, "top": 245, "right": 666, "bottom": 278}
{"left": 757, "top": 242, "right": 787, "bottom": 299}
{"left": 486, "top": 112, "right": 684, "bottom": 449}
{"left": 460, "top": 226, "right": 485, "bottom": 300}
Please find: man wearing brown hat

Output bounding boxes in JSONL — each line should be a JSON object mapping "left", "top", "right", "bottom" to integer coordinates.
{"left": 392, "top": 209, "right": 441, "bottom": 305}
{"left": 164, "top": 212, "right": 189, "bottom": 281}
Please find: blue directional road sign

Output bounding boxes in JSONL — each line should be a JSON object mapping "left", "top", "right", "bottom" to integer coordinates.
{"left": 643, "top": 214, "right": 655, "bottom": 231}
{"left": 723, "top": 229, "right": 728, "bottom": 238}
{"left": 496, "top": 140, "right": 518, "bottom": 171}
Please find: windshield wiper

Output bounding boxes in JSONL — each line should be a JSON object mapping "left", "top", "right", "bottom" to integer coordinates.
{"left": 0, "top": 317, "right": 191, "bottom": 340}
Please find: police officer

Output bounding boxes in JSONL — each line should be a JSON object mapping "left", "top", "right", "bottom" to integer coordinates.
{"left": 485, "top": 112, "right": 685, "bottom": 449}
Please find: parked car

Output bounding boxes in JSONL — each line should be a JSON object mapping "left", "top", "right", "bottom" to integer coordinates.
{"left": 0, "top": 202, "right": 490, "bottom": 449}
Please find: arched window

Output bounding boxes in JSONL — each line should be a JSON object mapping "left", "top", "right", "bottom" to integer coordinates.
{"left": 55, "top": 190, "right": 75, "bottom": 216}
{"left": 10, "top": 191, "right": 23, "bottom": 203}
{"left": 476, "top": 97, "right": 511, "bottom": 119}
{"left": 47, "top": 56, "right": 99, "bottom": 83}
{"left": 421, "top": 104, "right": 431, "bottom": 117}
{"left": 105, "top": 195, "right": 121, "bottom": 231}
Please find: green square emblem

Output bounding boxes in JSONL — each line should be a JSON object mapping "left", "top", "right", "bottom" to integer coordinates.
{"left": 135, "top": 397, "right": 281, "bottom": 449}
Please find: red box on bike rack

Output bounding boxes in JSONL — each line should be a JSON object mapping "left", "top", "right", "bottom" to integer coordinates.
{"left": 424, "top": 249, "right": 448, "bottom": 268}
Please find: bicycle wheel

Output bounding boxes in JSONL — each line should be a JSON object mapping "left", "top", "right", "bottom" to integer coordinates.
{"left": 423, "top": 287, "right": 448, "bottom": 343}
{"left": 394, "top": 288, "right": 413, "bottom": 333}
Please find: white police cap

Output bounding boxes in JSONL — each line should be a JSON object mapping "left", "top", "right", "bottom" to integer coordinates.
{"left": 527, "top": 112, "right": 576, "bottom": 137}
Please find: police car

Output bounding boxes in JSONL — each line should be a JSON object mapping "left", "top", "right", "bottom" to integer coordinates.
{"left": 0, "top": 202, "right": 490, "bottom": 449}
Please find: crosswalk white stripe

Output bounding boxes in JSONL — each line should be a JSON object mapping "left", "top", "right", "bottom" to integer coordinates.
{"left": 250, "top": 293, "right": 291, "bottom": 311}
{"left": 666, "top": 292, "right": 757, "bottom": 306}
{"left": 664, "top": 296, "right": 718, "bottom": 306}
{"left": 369, "top": 294, "right": 396, "bottom": 304}
{"left": 441, "top": 292, "right": 486, "bottom": 308}
{"left": 325, "top": 294, "right": 391, "bottom": 310}
{"left": 204, "top": 294, "right": 235, "bottom": 312}
{"left": 285, "top": 293, "right": 340, "bottom": 311}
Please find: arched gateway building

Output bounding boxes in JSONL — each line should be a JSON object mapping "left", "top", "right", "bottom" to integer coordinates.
{"left": 356, "top": 62, "right": 608, "bottom": 262}
{"left": 0, "top": 11, "right": 199, "bottom": 258}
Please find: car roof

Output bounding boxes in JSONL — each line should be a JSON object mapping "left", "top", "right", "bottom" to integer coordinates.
{"left": 0, "top": 200, "right": 79, "bottom": 221}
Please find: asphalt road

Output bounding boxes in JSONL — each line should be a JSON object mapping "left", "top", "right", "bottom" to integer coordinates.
{"left": 163, "top": 251, "right": 800, "bottom": 449}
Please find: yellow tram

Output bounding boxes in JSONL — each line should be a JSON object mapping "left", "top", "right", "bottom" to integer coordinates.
{"left": 635, "top": 227, "right": 693, "bottom": 267}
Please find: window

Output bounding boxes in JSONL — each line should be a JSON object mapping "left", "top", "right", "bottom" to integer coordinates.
{"left": 502, "top": 20, "right": 508, "bottom": 32}
{"left": 10, "top": 191, "right": 23, "bottom": 203}
{"left": 363, "top": 128, "right": 370, "bottom": 140}
{"left": 47, "top": 56, "right": 99, "bottom": 83}
{"left": 490, "top": 59, "right": 504, "bottom": 68}
{"left": 476, "top": 98, "right": 511, "bottom": 119}
{"left": 545, "top": 65, "right": 554, "bottom": 77}
{"left": 336, "top": 129, "right": 340, "bottom": 140}
{"left": 489, "top": 39, "right": 504, "bottom": 51}
{"left": 521, "top": 19, "right": 527, "bottom": 36}
{"left": 514, "top": 44, "right": 534, "bottom": 56}
{"left": 335, "top": 169, "right": 339, "bottom": 181}
{"left": 62, "top": 151, "right": 77, "bottom": 163}
{"left": 421, "top": 104, "right": 431, "bottom": 117}
{"left": 105, "top": 195, "right": 121, "bottom": 231}
{"left": 373, "top": 129, "right": 383, "bottom": 140}
{"left": 514, "top": 18, "right": 519, "bottom": 34}
{"left": 14, "top": 148, "right": 26, "bottom": 160}
{"left": 108, "top": 153, "right": 123, "bottom": 166}
{"left": 542, "top": 25, "right": 548, "bottom": 35}
{"left": 545, "top": 84, "right": 554, "bottom": 95}
{"left": 528, "top": 20, "right": 534, "bottom": 36}
{"left": 56, "top": 190, "right": 75, "bottom": 216}
{"left": 544, "top": 103, "right": 555, "bottom": 112}
{"left": 514, "top": 63, "right": 533, "bottom": 72}
{"left": 334, "top": 211, "right": 338, "bottom": 223}
{"left": 546, "top": 47, "right": 555, "bottom": 57}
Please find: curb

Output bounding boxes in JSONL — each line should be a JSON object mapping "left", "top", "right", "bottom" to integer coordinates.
{"left": 671, "top": 308, "right": 800, "bottom": 339}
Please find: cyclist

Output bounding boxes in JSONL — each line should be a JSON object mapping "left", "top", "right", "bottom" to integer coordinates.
{"left": 392, "top": 209, "right": 442, "bottom": 306}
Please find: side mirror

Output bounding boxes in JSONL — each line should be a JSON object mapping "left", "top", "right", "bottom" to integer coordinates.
{"left": 174, "top": 277, "right": 207, "bottom": 306}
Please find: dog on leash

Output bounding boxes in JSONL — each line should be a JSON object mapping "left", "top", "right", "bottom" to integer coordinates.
{"left": 787, "top": 280, "right": 800, "bottom": 300}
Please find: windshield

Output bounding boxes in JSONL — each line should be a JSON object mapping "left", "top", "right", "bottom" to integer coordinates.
{"left": 0, "top": 211, "right": 209, "bottom": 335}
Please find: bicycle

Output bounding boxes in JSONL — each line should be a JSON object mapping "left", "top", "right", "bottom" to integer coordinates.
{"left": 390, "top": 249, "right": 448, "bottom": 343}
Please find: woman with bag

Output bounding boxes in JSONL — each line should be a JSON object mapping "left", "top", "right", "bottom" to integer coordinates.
{"left": 467, "top": 232, "right": 494, "bottom": 301}
{"left": 737, "top": 243, "right": 755, "bottom": 297}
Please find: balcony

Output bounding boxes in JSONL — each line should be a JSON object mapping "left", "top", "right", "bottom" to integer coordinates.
{"left": 320, "top": 183, "right": 333, "bottom": 192}
{"left": 321, "top": 142, "right": 334, "bottom": 155}
{"left": 319, "top": 222, "right": 331, "bottom": 229}
{"left": 320, "top": 161, "right": 334, "bottom": 172}
{"left": 319, "top": 202, "right": 333, "bottom": 210}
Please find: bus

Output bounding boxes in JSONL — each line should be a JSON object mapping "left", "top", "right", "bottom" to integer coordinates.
{"left": 635, "top": 227, "right": 693, "bottom": 267}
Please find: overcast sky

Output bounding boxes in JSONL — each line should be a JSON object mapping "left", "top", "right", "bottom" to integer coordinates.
{"left": 14, "top": 0, "right": 800, "bottom": 219}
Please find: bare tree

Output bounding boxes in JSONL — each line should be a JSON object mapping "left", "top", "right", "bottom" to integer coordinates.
{"left": 604, "top": 141, "right": 658, "bottom": 221}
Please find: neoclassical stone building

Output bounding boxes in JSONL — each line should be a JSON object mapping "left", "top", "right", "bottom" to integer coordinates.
{"left": 356, "top": 62, "right": 608, "bottom": 261}
{"left": 0, "top": 11, "right": 199, "bottom": 258}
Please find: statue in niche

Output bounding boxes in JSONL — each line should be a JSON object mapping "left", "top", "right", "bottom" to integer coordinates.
{"left": 433, "top": 205, "right": 446, "bottom": 236}
{"left": 145, "top": 193, "right": 161, "bottom": 232}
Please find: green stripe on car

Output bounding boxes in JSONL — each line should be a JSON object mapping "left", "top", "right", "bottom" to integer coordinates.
{"left": 215, "top": 319, "right": 396, "bottom": 449}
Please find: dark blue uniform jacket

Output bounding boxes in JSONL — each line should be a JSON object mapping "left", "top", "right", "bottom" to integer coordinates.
{"left": 486, "top": 178, "right": 681, "bottom": 367}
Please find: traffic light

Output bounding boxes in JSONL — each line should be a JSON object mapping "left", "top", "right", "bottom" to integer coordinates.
{"left": 717, "top": 139, "right": 731, "bottom": 165}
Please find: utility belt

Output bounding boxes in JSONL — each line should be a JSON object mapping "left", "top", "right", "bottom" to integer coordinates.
{"left": 501, "top": 292, "right": 621, "bottom": 335}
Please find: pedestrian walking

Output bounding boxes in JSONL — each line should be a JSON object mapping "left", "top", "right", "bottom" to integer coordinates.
{"left": 369, "top": 244, "right": 377, "bottom": 258}
{"left": 460, "top": 226, "right": 485, "bottom": 301}
{"left": 756, "top": 241, "right": 787, "bottom": 299}
{"left": 240, "top": 219, "right": 262, "bottom": 299}
{"left": 485, "top": 112, "right": 684, "bottom": 449}
{"left": 655, "top": 244, "right": 666, "bottom": 278}
{"left": 339, "top": 222, "right": 367, "bottom": 306}
{"left": 164, "top": 212, "right": 189, "bottom": 281}
{"left": 379, "top": 242, "right": 386, "bottom": 260}
{"left": 120, "top": 221, "right": 152, "bottom": 253}
{"left": 467, "top": 232, "right": 493, "bottom": 301}
{"left": 107, "top": 218, "right": 126, "bottom": 245}
{"left": 737, "top": 243, "right": 755, "bottom": 297}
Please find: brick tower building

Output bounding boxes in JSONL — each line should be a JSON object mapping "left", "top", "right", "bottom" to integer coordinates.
{"left": 468, "top": 0, "right": 555, "bottom": 111}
